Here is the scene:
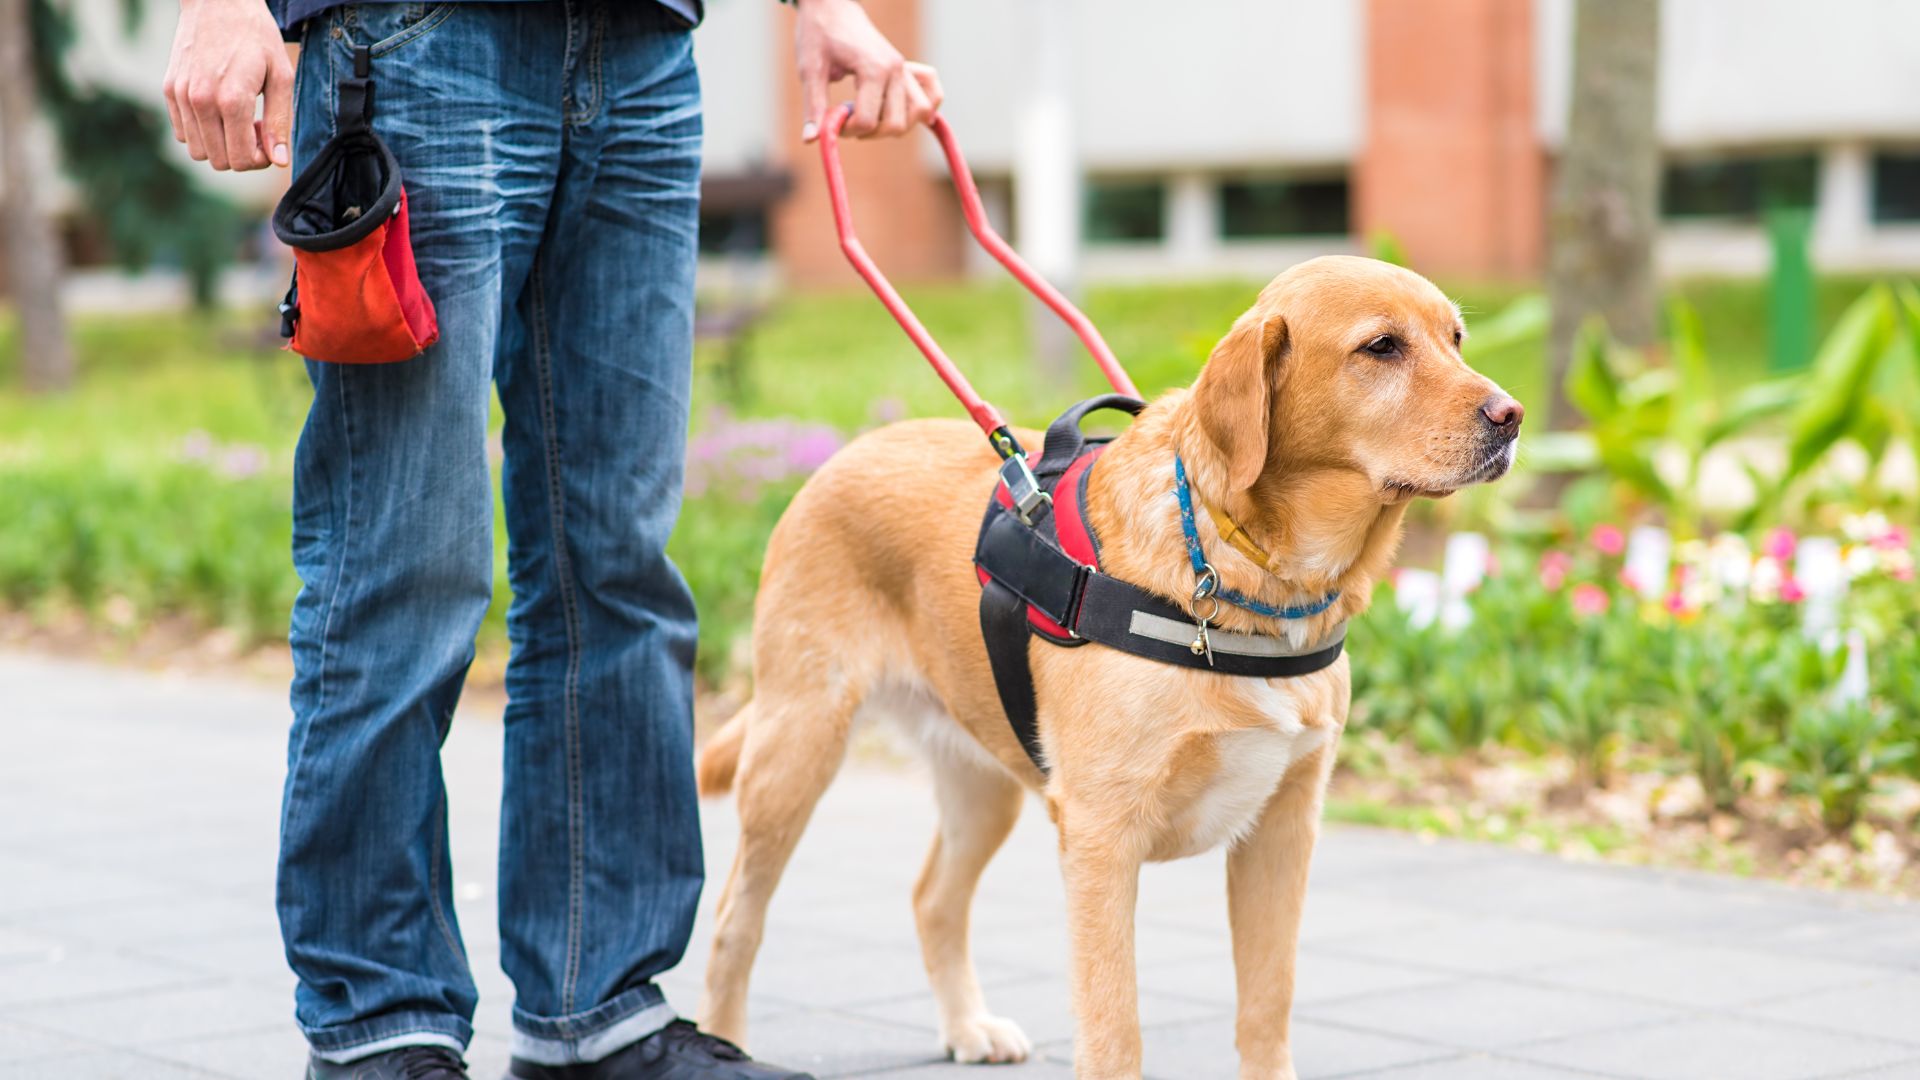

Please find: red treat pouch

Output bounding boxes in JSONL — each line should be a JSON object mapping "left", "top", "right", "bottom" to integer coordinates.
{"left": 271, "top": 48, "right": 437, "bottom": 364}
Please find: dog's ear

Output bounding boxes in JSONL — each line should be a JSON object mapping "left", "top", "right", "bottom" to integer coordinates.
{"left": 1191, "top": 309, "right": 1288, "bottom": 493}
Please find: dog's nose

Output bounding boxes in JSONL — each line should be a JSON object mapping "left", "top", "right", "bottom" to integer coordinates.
{"left": 1480, "top": 395, "right": 1524, "bottom": 437}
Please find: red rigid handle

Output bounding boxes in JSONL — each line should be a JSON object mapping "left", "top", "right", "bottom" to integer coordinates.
{"left": 818, "top": 104, "right": 1140, "bottom": 445}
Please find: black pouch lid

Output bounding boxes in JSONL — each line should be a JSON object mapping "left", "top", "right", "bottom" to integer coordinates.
{"left": 270, "top": 71, "right": 402, "bottom": 253}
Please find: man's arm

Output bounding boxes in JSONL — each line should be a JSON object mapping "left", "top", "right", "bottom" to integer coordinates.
{"left": 790, "top": 0, "right": 942, "bottom": 142}
{"left": 162, "top": 0, "right": 293, "bottom": 172}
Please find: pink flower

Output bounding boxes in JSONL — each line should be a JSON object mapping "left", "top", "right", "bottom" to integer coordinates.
{"left": 1872, "top": 526, "right": 1910, "bottom": 552}
{"left": 1763, "top": 527, "right": 1797, "bottom": 562}
{"left": 1571, "top": 583, "right": 1610, "bottom": 616}
{"left": 1590, "top": 525, "right": 1626, "bottom": 556}
{"left": 1779, "top": 577, "right": 1807, "bottom": 603}
{"left": 1538, "top": 550, "right": 1571, "bottom": 591}
{"left": 1664, "top": 591, "right": 1688, "bottom": 615}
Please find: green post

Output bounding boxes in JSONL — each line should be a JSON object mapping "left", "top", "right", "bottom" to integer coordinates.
{"left": 1767, "top": 207, "right": 1814, "bottom": 373}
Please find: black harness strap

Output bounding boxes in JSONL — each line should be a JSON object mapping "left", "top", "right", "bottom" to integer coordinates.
{"left": 974, "top": 395, "right": 1348, "bottom": 775}
{"left": 979, "top": 576, "right": 1046, "bottom": 769}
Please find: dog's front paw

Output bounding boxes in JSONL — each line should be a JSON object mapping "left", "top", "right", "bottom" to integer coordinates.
{"left": 1239, "top": 1060, "right": 1297, "bottom": 1080}
{"left": 942, "top": 1013, "right": 1033, "bottom": 1064}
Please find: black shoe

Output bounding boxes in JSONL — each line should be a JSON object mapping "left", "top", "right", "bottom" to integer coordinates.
{"left": 307, "top": 1045, "right": 470, "bottom": 1079}
{"left": 507, "top": 1020, "right": 814, "bottom": 1080}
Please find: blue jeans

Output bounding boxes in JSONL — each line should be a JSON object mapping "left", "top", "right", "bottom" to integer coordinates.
{"left": 276, "top": 1, "right": 704, "bottom": 1065}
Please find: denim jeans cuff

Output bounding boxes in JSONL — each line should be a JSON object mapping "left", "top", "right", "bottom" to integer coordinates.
{"left": 307, "top": 1012, "right": 473, "bottom": 1064}
{"left": 511, "top": 983, "right": 676, "bottom": 1066}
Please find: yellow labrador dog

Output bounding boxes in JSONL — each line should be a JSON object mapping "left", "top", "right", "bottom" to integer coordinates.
{"left": 696, "top": 256, "right": 1522, "bottom": 1079}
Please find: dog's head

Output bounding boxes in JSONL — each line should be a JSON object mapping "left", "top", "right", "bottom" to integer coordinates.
{"left": 1189, "top": 255, "right": 1522, "bottom": 503}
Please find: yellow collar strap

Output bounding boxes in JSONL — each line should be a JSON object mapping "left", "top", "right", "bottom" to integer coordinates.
{"left": 1205, "top": 502, "right": 1275, "bottom": 570}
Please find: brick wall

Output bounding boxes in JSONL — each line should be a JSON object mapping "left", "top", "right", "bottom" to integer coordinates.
{"left": 1356, "top": 0, "right": 1544, "bottom": 278}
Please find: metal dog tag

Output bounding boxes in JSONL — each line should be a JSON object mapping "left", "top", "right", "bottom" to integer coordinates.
{"left": 1189, "top": 620, "right": 1215, "bottom": 666}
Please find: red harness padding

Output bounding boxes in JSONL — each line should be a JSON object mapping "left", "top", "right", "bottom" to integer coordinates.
{"left": 976, "top": 445, "right": 1107, "bottom": 641}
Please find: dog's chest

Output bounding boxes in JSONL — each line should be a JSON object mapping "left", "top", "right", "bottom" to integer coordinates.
{"left": 1161, "top": 686, "right": 1332, "bottom": 859}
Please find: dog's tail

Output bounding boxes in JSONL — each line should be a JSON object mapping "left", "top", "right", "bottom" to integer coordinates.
{"left": 696, "top": 702, "right": 750, "bottom": 797}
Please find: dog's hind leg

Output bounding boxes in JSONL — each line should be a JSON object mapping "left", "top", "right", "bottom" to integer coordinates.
{"left": 914, "top": 754, "right": 1031, "bottom": 1063}
{"left": 698, "top": 665, "right": 867, "bottom": 1046}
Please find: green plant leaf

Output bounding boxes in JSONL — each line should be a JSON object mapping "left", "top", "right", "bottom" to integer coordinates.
{"left": 1465, "top": 293, "right": 1550, "bottom": 356}
{"left": 1781, "top": 285, "right": 1896, "bottom": 487}
{"left": 1701, "top": 375, "right": 1804, "bottom": 448}
{"left": 1566, "top": 320, "right": 1623, "bottom": 423}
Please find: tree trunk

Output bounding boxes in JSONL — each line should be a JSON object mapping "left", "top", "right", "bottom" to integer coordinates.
{"left": 1546, "top": 0, "right": 1660, "bottom": 430}
{"left": 0, "top": 0, "right": 74, "bottom": 394}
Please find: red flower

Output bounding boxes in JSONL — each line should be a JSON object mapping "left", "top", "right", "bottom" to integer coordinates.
{"left": 1538, "top": 550, "right": 1571, "bottom": 591}
{"left": 1572, "top": 583, "right": 1610, "bottom": 616}
{"left": 1763, "top": 527, "right": 1797, "bottom": 562}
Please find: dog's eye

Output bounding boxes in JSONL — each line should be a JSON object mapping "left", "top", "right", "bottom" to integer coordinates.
{"left": 1453, "top": 328, "right": 1464, "bottom": 347}
{"left": 1362, "top": 335, "right": 1399, "bottom": 358}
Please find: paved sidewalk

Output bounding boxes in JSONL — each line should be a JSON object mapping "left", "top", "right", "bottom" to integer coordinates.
{"left": 3, "top": 651, "right": 1920, "bottom": 1080}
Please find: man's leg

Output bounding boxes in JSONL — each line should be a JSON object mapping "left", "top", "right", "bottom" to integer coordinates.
{"left": 277, "top": 5, "right": 565, "bottom": 1062}
{"left": 492, "top": 1, "right": 706, "bottom": 1065}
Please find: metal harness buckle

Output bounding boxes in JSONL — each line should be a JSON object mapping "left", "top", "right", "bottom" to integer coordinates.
{"left": 998, "top": 453, "right": 1052, "bottom": 526}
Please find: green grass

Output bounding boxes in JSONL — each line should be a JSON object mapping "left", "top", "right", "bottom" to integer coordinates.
{"left": 0, "top": 274, "right": 1885, "bottom": 679}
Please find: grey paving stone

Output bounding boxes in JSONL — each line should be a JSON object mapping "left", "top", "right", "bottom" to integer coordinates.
{"left": 1745, "top": 973, "right": 1920, "bottom": 1046}
{"left": 0, "top": 927, "right": 65, "bottom": 966}
{"left": 13, "top": 650, "right": 1920, "bottom": 1080}
{"left": 1824, "top": 1060, "right": 1920, "bottom": 1078}
{"left": 6, "top": 981, "right": 292, "bottom": 1047}
{"left": 1737, "top": 908, "right": 1920, "bottom": 973}
{"left": 7, "top": 894, "right": 281, "bottom": 950}
{"left": 855, "top": 1059, "right": 1079, "bottom": 1079}
{"left": 848, "top": 973, "right": 1227, "bottom": 1048}
{"left": 1526, "top": 940, "right": 1883, "bottom": 1010}
{"left": 0, "top": 1019, "right": 92, "bottom": 1064}
{"left": 1299, "top": 977, "right": 1683, "bottom": 1053}
{"left": 1343, "top": 1053, "right": 1621, "bottom": 1078}
{"left": 1512, "top": 1015, "right": 1917, "bottom": 1080}
{"left": 0, "top": 1051, "right": 220, "bottom": 1079}
{"left": 1139, "top": 945, "right": 1455, "bottom": 1009}
{"left": 740, "top": 1009, "right": 950, "bottom": 1078}
{"left": 141, "top": 1025, "right": 308, "bottom": 1079}
{"left": 1317, "top": 914, "right": 1644, "bottom": 978}
{"left": 0, "top": 947, "right": 214, "bottom": 1011}
{"left": 0, "top": 854, "right": 184, "bottom": 920}
{"left": 743, "top": 941, "right": 1042, "bottom": 1012}
{"left": 1087, "top": 1013, "right": 1449, "bottom": 1080}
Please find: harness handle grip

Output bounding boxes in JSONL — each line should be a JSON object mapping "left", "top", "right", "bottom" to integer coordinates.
{"left": 818, "top": 104, "right": 1141, "bottom": 447}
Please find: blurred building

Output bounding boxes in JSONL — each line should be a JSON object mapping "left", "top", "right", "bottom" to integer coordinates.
{"left": 28, "top": 0, "right": 1920, "bottom": 292}
{"left": 705, "top": 0, "right": 1920, "bottom": 285}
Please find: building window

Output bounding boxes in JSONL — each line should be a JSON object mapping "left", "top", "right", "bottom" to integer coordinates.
{"left": 1084, "top": 179, "right": 1166, "bottom": 243}
{"left": 1872, "top": 150, "right": 1920, "bottom": 224}
{"left": 698, "top": 209, "right": 768, "bottom": 257}
{"left": 1661, "top": 153, "right": 1818, "bottom": 221}
{"left": 1219, "top": 177, "right": 1350, "bottom": 239}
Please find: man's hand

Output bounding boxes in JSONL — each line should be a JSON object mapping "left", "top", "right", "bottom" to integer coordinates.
{"left": 793, "top": 0, "right": 943, "bottom": 142}
{"left": 163, "top": 0, "right": 294, "bottom": 171}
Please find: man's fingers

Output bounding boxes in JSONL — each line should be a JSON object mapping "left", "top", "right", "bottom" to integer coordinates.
{"left": 847, "top": 61, "right": 886, "bottom": 137}
{"left": 261, "top": 53, "right": 294, "bottom": 167}
{"left": 877, "top": 71, "right": 909, "bottom": 136}
{"left": 219, "top": 76, "right": 266, "bottom": 171}
{"left": 903, "top": 71, "right": 935, "bottom": 130}
{"left": 906, "top": 62, "right": 944, "bottom": 114}
{"left": 162, "top": 69, "right": 187, "bottom": 144}
{"left": 799, "top": 60, "right": 829, "bottom": 142}
{"left": 180, "top": 80, "right": 216, "bottom": 164}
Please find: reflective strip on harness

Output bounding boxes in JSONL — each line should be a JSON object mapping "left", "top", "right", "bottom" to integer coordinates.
{"left": 1126, "top": 611, "right": 1347, "bottom": 658}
